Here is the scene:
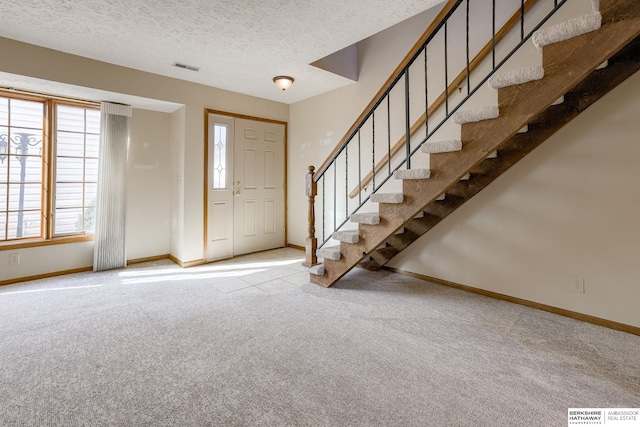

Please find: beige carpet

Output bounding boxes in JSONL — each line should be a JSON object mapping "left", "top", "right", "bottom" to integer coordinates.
{"left": 1, "top": 248, "right": 638, "bottom": 426}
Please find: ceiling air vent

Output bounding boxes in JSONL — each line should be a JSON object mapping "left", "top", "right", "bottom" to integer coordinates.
{"left": 172, "top": 62, "right": 200, "bottom": 72}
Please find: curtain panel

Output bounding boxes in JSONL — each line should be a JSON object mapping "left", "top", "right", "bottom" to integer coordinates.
{"left": 93, "top": 102, "right": 132, "bottom": 272}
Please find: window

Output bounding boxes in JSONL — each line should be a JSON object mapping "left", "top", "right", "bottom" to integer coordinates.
{"left": 0, "top": 92, "right": 100, "bottom": 245}
{"left": 212, "top": 123, "right": 228, "bottom": 189}
{"left": 55, "top": 105, "right": 100, "bottom": 235}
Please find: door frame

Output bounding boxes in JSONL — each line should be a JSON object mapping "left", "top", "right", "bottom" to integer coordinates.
{"left": 203, "top": 109, "right": 288, "bottom": 262}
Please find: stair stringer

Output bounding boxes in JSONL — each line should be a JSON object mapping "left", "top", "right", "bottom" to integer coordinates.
{"left": 310, "top": 0, "right": 640, "bottom": 288}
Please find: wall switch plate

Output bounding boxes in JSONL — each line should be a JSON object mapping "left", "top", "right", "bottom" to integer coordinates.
{"left": 9, "top": 253, "right": 20, "bottom": 265}
{"left": 571, "top": 277, "right": 585, "bottom": 294}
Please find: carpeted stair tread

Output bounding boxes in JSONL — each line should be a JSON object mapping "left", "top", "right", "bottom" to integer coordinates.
{"left": 532, "top": 12, "right": 602, "bottom": 51}
{"left": 421, "top": 139, "right": 463, "bottom": 154}
{"left": 452, "top": 106, "right": 499, "bottom": 124}
{"left": 308, "top": 263, "right": 325, "bottom": 276}
{"left": 393, "top": 169, "right": 431, "bottom": 180}
{"left": 488, "top": 65, "right": 544, "bottom": 89}
{"left": 371, "top": 193, "right": 404, "bottom": 204}
{"left": 332, "top": 230, "right": 360, "bottom": 243}
{"left": 316, "top": 246, "right": 341, "bottom": 261}
{"left": 351, "top": 212, "right": 380, "bottom": 225}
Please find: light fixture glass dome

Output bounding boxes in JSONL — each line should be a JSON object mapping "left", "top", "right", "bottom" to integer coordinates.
{"left": 273, "top": 76, "right": 294, "bottom": 91}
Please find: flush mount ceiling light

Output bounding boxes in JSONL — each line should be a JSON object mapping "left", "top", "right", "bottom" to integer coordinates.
{"left": 273, "top": 76, "right": 294, "bottom": 91}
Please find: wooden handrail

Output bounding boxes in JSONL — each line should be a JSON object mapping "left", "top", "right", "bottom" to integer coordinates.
{"left": 313, "top": 0, "right": 461, "bottom": 182}
{"left": 348, "top": 0, "right": 538, "bottom": 199}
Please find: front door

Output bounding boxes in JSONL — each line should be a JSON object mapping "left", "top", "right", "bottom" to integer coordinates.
{"left": 207, "top": 114, "right": 285, "bottom": 261}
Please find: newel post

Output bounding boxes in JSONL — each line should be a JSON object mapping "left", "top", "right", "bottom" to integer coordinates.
{"left": 302, "top": 165, "right": 318, "bottom": 267}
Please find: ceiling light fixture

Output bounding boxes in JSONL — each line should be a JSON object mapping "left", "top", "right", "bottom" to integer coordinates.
{"left": 273, "top": 76, "right": 294, "bottom": 91}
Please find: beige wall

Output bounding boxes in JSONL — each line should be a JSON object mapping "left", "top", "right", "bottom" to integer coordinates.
{"left": 127, "top": 109, "right": 172, "bottom": 260}
{"left": 388, "top": 71, "right": 640, "bottom": 328}
{"left": 0, "top": 37, "right": 288, "bottom": 281}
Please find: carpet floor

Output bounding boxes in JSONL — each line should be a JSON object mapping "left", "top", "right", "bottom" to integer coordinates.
{"left": 1, "top": 248, "right": 638, "bottom": 426}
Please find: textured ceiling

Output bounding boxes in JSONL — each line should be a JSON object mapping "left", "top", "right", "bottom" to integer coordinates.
{"left": 0, "top": 0, "right": 444, "bottom": 104}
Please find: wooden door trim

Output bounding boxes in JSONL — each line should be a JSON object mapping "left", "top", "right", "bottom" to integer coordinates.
{"left": 203, "top": 109, "right": 288, "bottom": 263}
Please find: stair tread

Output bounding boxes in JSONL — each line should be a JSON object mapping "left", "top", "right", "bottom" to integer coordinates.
{"left": 308, "top": 264, "right": 325, "bottom": 276}
{"left": 371, "top": 193, "right": 404, "bottom": 204}
{"left": 316, "top": 246, "right": 341, "bottom": 261}
{"left": 488, "top": 65, "right": 544, "bottom": 90}
{"left": 332, "top": 230, "right": 359, "bottom": 243}
{"left": 452, "top": 106, "right": 499, "bottom": 124}
{"left": 421, "top": 139, "right": 462, "bottom": 154}
{"left": 532, "top": 12, "right": 601, "bottom": 51}
{"left": 350, "top": 212, "right": 381, "bottom": 225}
{"left": 393, "top": 169, "right": 431, "bottom": 180}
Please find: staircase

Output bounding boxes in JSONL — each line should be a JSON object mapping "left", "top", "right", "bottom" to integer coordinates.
{"left": 308, "top": 0, "right": 640, "bottom": 287}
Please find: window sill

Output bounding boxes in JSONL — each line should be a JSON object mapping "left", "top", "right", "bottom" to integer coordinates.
{"left": 0, "top": 235, "right": 94, "bottom": 251}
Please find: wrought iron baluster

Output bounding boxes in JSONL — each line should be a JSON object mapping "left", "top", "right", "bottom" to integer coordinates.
{"left": 424, "top": 48, "right": 429, "bottom": 136}
{"left": 404, "top": 70, "right": 411, "bottom": 169}
{"left": 444, "top": 20, "right": 449, "bottom": 116}
{"left": 521, "top": 0, "right": 525, "bottom": 41}
{"left": 371, "top": 112, "right": 376, "bottom": 193}
{"left": 358, "top": 129, "right": 361, "bottom": 206}
{"left": 387, "top": 95, "right": 391, "bottom": 177}
{"left": 492, "top": 0, "right": 496, "bottom": 70}
{"left": 322, "top": 175, "right": 325, "bottom": 242}
{"left": 345, "top": 148, "right": 348, "bottom": 222}
{"left": 466, "top": 0, "right": 470, "bottom": 94}
{"left": 333, "top": 163, "right": 336, "bottom": 233}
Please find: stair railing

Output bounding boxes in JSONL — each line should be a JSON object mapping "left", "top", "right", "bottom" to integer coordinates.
{"left": 305, "top": 0, "right": 573, "bottom": 266}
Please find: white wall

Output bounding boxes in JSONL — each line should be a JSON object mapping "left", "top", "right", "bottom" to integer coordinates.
{"left": 288, "top": 0, "right": 640, "bottom": 327}
{"left": 0, "top": 36, "right": 288, "bottom": 281}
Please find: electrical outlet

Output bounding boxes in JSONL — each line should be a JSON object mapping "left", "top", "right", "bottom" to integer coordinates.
{"left": 571, "top": 277, "right": 585, "bottom": 294}
{"left": 9, "top": 253, "right": 20, "bottom": 265}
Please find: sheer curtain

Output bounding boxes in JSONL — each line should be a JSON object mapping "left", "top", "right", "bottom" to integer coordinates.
{"left": 93, "top": 102, "right": 132, "bottom": 272}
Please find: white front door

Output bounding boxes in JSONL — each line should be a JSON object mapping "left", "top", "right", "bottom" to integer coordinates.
{"left": 207, "top": 114, "right": 285, "bottom": 261}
